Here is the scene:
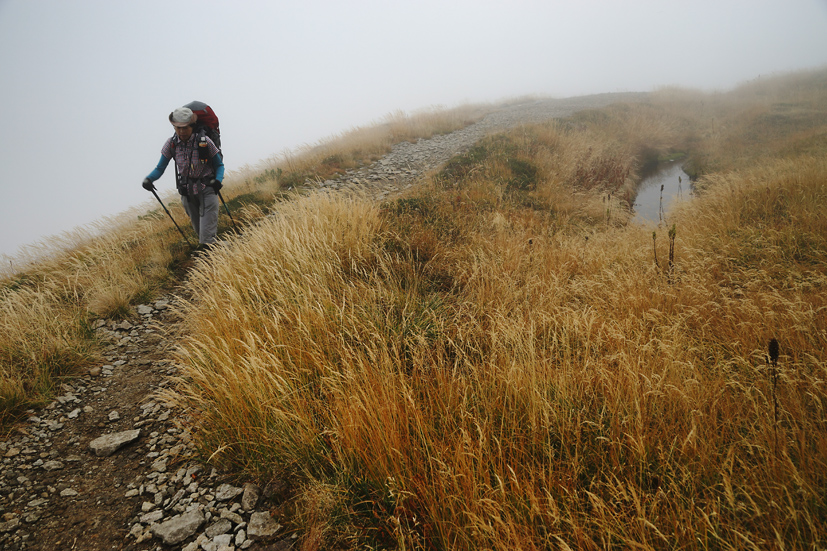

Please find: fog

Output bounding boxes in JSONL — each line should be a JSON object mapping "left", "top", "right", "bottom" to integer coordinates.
{"left": 1, "top": 0, "right": 826, "bottom": 259}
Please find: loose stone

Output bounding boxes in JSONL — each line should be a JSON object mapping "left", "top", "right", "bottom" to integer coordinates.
{"left": 151, "top": 458, "right": 168, "bottom": 473}
{"left": 89, "top": 429, "right": 141, "bottom": 457}
{"left": 150, "top": 508, "right": 205, "bottom": 546}
{"left": 215, "top": 483, "right": 243, "bottom": 502}
{"left": 41, "top": 461, "right": 64, "bottom": 471}
{"left": 247, "top": 511, "right": 281, "bottom": 541}
{"left": 220, "top": 509, "right": 243, "bottom": 525}
{"left": 0, "top": 518, "right": 20, "bottom": 533}
{"left": 241, "top": 482, "right": 260, "bottom": 511}
{"left": 141, "top": 510, "right": 164, "bottom": 524}
{"left": 205, "top": 518, "right": 233, "bottom": 538}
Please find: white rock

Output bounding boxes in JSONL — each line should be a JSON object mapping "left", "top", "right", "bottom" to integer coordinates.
{"left": 151, "top": 457, "right": 168, "bottom": 473}
{"left": 215, "top": 484, "right": 243, "bottom": 502}
{"left": 89, "top": 429, "right": 141, "bottom": 457}
{"left": 150, "top": 508, "right": 205, "bottom": 546}
{"left": 213, "top": 533, "right": 233, "bottom": 548}
{"left": 220, "top": 509, "right": 243, "bottom": 525}
{"left": 141, "top": 509, "right": 164, "bottom": 524}
{"left": 205, "top": 518, "right": 232, "bottom": 538}
{"left": 42, "top": 460, "right": 64, "bottom": 471}
{"left": 247, "top": 511, "right": 281, "bottom": 541}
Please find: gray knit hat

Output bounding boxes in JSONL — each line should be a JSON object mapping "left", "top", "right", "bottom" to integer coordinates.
{"left": 169, "top": 107, "right": 197, "bottom": 127}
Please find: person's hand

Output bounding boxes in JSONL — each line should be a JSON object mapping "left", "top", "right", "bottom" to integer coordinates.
{"left": 209, "top": 179, "right": 223, "bottom": 192}
{"left": 142, "top": 178, "right": 156, "bottom": 191}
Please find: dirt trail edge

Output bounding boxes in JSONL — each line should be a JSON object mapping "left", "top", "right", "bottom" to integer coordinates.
{"left": 0, "top": 92, "right": 648, "bottom": 551}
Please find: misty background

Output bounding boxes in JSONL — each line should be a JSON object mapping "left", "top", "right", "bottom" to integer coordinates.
{"left": 2, "top": 0, "right": 826, "bottom": 260}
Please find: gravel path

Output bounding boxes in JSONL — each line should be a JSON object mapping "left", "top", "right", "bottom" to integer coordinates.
{"left": 314, "top": 92, "right": 648, "bottom": 200}
{"left": 0, "top": 91, "right": 648, "bottom": 551}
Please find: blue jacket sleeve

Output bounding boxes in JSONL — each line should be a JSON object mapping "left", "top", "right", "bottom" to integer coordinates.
{"left": 147, "top": 154, "right": 171, "bottom": 182}
{"left": 211, "top": 152, "right": 225, "bottom": 182}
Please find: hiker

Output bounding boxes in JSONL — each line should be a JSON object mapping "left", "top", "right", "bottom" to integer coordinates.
{"left": 142, "top": 106, "right": 225, "bottom": 246}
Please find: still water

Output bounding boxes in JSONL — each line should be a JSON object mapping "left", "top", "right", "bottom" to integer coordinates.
{"left": 632, "top": 161, "right": 691, "bottom": 224}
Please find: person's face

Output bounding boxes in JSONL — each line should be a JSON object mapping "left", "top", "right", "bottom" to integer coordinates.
{"left": 175, "top": 125, "right": 193, "bottom": 141}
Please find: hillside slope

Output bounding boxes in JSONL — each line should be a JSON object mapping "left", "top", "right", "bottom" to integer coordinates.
{"left": 0, "top": 93, "right": 650, "bottom": 551}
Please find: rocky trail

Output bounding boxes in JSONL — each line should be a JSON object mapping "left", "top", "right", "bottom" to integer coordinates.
{"left": 0, "top": 92, "right": 646, "bottom": 551}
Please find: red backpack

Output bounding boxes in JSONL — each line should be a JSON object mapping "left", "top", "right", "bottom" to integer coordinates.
{"left": 184, "top": 100, "right": 221, "bottom": 152}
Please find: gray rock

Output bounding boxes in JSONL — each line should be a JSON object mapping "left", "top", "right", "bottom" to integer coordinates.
{"left": 60, "top": 488, "right": 78, "bottom": 497}
{"left": 213, "top": 533, "right": 233, "bottom": 548}
{"left": 129, "top": 523, "right": 144, "bottom": 538}
{"left": 166, "top": 487, "right": 187, "bottom": 510}
{"left": 141, "top": 510, "right": 164, "bottom": 524}
{"left": 89, "top": 429, "right": 141, "bottom": 457}
{"left": 248, "top": 511, "right": 281, "bottom": 541}
{"left": 205, "top": 518, "right": 232, "bottom": 538}
{"left": 0, "top": 518, "right": 20, "bottom": 533}
{"left": 220, "top": 508, "right": 243, "bottom": 525}
{"left": 41, "top": 460, "right": 64, "bottom": 471}
{"left": 150, "top": 508, "right": 205, "bottom": 545}
{"left": 151, "top": 457, "right": 168, "bottom": 473}
{"left": 137, "top": 305, "right": 153, "bottom": 315}
{"left": 215, "top": 483, "right": 243, "bottom": 501}
{"left": 241, "top": 482, "right": 261, "bottom": 511}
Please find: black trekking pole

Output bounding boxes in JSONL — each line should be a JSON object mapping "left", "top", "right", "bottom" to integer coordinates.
{"left": 217, "top": 191, "right": 238, "bottom": 231}
{"left": 151, "top": 189, "right": 193, "bottom": 247}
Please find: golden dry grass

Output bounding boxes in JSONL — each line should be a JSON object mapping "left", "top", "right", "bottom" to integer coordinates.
{"left": 2, "top": 68, "right": 825, "bottom": 547}
{"left": 166, "top": 70, "right": 827, "bottom": 549}
{"left": 0, "top": 105, "right": 486, "bottom": 428}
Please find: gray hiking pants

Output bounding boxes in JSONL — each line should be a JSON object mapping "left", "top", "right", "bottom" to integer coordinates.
{"left": 181, "top": 188, "right": 219, "bottom": 245}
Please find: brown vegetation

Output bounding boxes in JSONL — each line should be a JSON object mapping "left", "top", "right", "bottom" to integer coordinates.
{"left": 0, "top": 105, "right": 486, "bottom": 428}
{"left": 170, "top": 70, "right": 827, "bottom": 548}
{"left": 3, "top": 69, "right": 827, "bottom": 549}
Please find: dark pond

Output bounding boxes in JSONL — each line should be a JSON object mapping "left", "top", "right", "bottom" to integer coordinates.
{"left": 632, "top": 161, "right": 691, "bottom": 224}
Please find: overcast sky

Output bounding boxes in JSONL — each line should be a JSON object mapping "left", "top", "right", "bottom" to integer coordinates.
{"left": 2, "top": 0, "right": 826, "bottom": 259}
